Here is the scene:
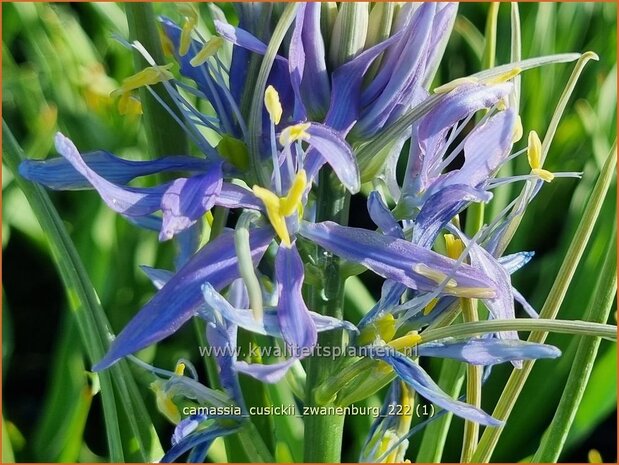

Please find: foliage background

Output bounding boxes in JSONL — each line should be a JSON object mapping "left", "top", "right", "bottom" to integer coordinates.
{"left": 2, "top": 2, "right": 616, "bottom": 462}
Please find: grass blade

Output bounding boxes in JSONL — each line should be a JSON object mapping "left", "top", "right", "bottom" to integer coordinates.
{"left": 532, "top": 224, "right": 617, "bottom": 462}
{"left": 471, "top": 142, "right": 617, "bottom": 462}
{"left": 3, "top": 121, "right": 164, "bottom": 461}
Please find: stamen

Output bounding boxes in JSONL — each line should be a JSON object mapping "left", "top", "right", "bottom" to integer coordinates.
{"left": 279, "top": 170, "right": 307, "bottom": 216}
{"left": 111, "top": 64, "right": 174, "bottom": 96}
{"left": 389, "top": 331, "right": 422, "bottom": 350}
{"left": 264, "top": 85, "right": 283, "bottom": 125}
{"left": 190, "top": 37, "right": 224, "bottom": 67}
{"left": 358, "top": 313, "right": 396, "bottom": 345}
{"left": 279, "top": 123, "right": 311, "bottom": 146}
{"left": 513, "top": 115, "right": 523, "bottom": 143}
{"left": 444, "top": 234, "right": 464, "bottom": 260}
{"left": 528, "top": 130, "right": 554, "bottom": 182}
{"left": 413, "top": 264, "right": 457, "bottom": 288}
{"left": 527, "top": 130, "right": 543, "bottom": 169}
{"left": 179, "top": 4, "right": 198, "bottom": 57}
{"left": 174, "top": 362, "right": 186, "bottom": 376}
{"left": 253, "top": 170, "right": 307, "bottom": 246}
{"left": 253, "top": 186, "right": 291, "bottom": 246}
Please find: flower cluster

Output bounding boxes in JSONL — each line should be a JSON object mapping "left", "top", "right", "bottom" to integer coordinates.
{"left": 20, "top": 3, "right": 582, "bottom": 462}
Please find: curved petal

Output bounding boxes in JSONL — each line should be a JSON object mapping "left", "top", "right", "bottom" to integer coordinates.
{"left": 276, "top": 242, "right": 317, "bottom": 351}
{"left": 299, "top": 221, "right": 496, "bottom": 298}
{"left": 19, "top": 151, "right": 209, "bottom": 190}
{"left": 367, "top": 191, "right": 404, "bottom": 238}
{"left": 418, "top": 339, "right": 561, "bottom": 365}
{"left": 306, "top": 123, "right": 360, "bottom": 193}
{"left": 160, "top": 163, "right": 224, "bottom": 241}
{"left": 93, "top": 227, "right": 273, "bottom": 371}
{"left": 52, "top": 133, "right": 165, "bottom": 216}
{"left": 235, "top": 358, "right": 297, "bottom": 384}
{"left": 374, "top": 350, "right": 502, "bottom": 426}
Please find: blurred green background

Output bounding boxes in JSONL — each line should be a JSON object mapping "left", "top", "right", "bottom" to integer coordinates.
{"left": 2, "top": 2, "right": 616, "bottom": 463}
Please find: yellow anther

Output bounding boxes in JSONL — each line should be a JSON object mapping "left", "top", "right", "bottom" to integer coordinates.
{"left": 279, "top": 123, "right": 311, "bottom": 146}
{"left": 527, "top": 130, "right": 543, "bottom": 170}
{"left": 444, "top": 233, "right": 464, "bottom": 260}
{"left": 485, "top": 67, "right": 521, "bottom": 86}
{"left": 117, "top": 92, "right": 142, "bottom": 116}
{"left": 151, "top": 380, "right": 181, "bottom": 424}
{"left": 513, "top": 115, "right": 523, "bottom": 143}
{"left": 588, "top": 449, "right": 603, "bottom": 463}
{"left": 279, "top": 170, "right": 307, "bottom": 216}
{"left": 413, "top": 264, "right": 457, "bottom": 288}
{"left": 264, "top": 85, "right": 283, "bottom": 125}
{"left": 174, "top": 362, "right": 186, "bottom": 376}
{"left": 389, "top": 331, "right": 422, "bottom": 351}
{"left": 253, "top": 171, "right": 307, "bottom": 247}
{"left": 423, "top": 298, "right": 439, "bottom": 316}
{"left": 253, "top": 185, "right": 291, "bottom": 246}
{"left": 190, "top": 37, "right": 224, "bottom": 67}
{"left": 433, "top": 77, "right": 479, "bottom": 94}
{"left": 532, "top": 168, "right": 555, "bottom": 182}
{"left": 528, "top": 130, "right": 554, "bottom": 182}
{"left": 111, "top": 64, "right": 174, "bottom": 97}
{"left": 179, "top": 9, "right": 198, "bottom": 57}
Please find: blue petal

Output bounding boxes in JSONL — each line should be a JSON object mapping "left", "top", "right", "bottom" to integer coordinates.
{"left": 355, "top": 3, "right": 437, "bottom": 137}
{"left": 202, "top": 283, "right": 356, "bottom": 337}
{"left": 160, "top": 17, "right": 234, "bottom": 127}
{"left": 275, "top": 242, "right": 317, "bottom": 351}
{"left": 367, "top": 191, "right": 404, "bottom": 238}
{"left": 289, "top": 3, "right": 330, "bottom": 120}
{"left": 305, "top": 123, "right": 360, "bottom": 193}
{"left": 215, "top": 183, "right": 264, "bottom": 211}
{"left": 51, "top": 133, "right": 165, "bottom": 216}
{"left": 160, "top": 163, "right": 224, "bottom": 241}
{"left": 162, "top": 421, "right": 239, "bottom": 463}
{"left": 140, "top": 265, "right": 173, "bottom": 289}
{"left": 235, "top": 358, "right": 297, "bottom": 383}
{"left": 374, "top": 350, "right": 502, "bottom": 426}
{"left": 403, "top": 83, "right": 512, "bottom": 194}
{"left": 499, "top": 251, "right": 535, "bottom": 274}
{"left": 325, "top": 31, "right": 403, "bottom": 132}
{"left": 19, "top": 150, "right": 209, "bottom": 190}
{"left": 299, "top": 221, "right": 496, "bottom": 297}
{"left": 413, "top": 184, "right": 492, "bottom": 248}
{"left": 418, "top": 339, "right": 561, "bottom": 365}
{"left": 93, "top": 227, "right": 273, "bottom": 371}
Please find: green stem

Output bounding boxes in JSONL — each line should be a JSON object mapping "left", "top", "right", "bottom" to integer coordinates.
{"left": 460, "top": 299, "right": 481, "bottom": 463}
{"left": 472, "top": 143, "right": 616, "bottom": 462}
{"left": 125, "top": 3, "right": 188, "bottom": 158}
{"left": 532, "top": 225, "right": 617, "bottom": 462}
{"left": 304, "top": 171, "right": 350, "bottom": 463}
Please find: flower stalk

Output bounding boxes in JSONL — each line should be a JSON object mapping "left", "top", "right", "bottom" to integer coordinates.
{"left": 304, "top": 170, "right": 350, "bottom": 463}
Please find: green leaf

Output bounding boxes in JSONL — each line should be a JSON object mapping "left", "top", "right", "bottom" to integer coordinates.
{"left": 472, "top": 142, "right": 617, "bottom": 463}
{"left": 2, "top": 121, "right": 163, "bottom": 461}
{"left": 532, "top": 227, "right": 617, "bottom": 462}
